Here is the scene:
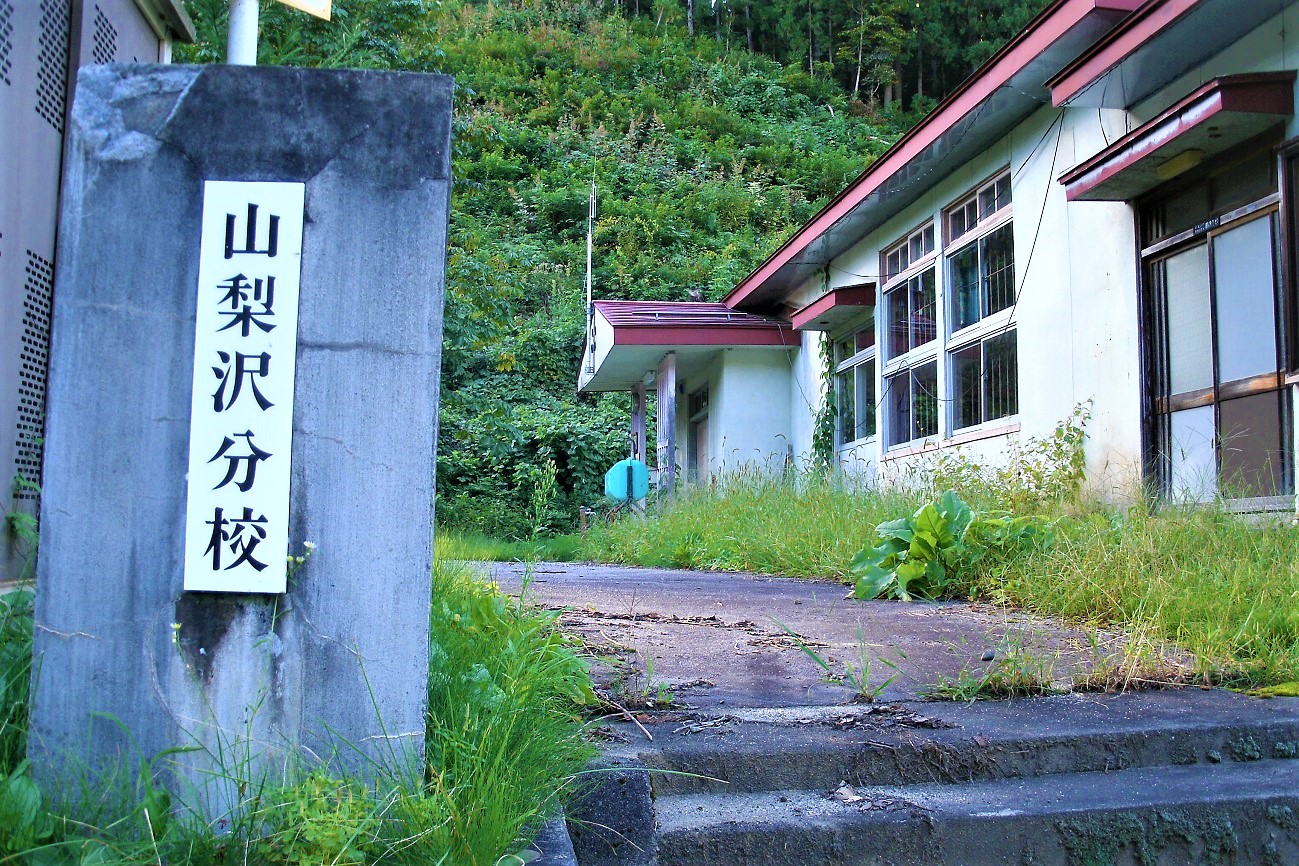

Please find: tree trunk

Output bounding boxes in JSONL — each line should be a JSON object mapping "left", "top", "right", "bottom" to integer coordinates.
{"left": 852, "top": 8, "right": 863, "bottom": 98}
{"left": 745, "top": 3, "right": 752, "bottom": 51}
{"left": 687, "top": 0, "right": 694, "bottom": 35}
{"left": 715, "top": 0, "right": 721, "bottom": 40}
{"left": 916, "top": 27, "right": 923, "bottom": 98}
{"left": 808, "top": 0, "right": 814, "bottom": 74}
{"left": 826, "top": 6, "right": 833, "bottom": 79}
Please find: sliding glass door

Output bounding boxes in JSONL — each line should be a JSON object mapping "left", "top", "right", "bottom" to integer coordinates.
{"left": 1145, "top": 207, "right": 1290, "bottom": 503}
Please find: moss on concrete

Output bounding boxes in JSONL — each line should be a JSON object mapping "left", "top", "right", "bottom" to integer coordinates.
{"left": 1057, "top": 809, "right": 1238, "bottom": 866}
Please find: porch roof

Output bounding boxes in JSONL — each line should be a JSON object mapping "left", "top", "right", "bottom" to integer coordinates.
{"left": 790, "top": 284, "right": 876, "bottom": 331}
{"left": 1060, "top": 72, "right": 1296, "bottom": 201}
{"left": 578, "top": 301, "right": 797, "bottom": 393}
{"left": 592, "top": 300, "right": 797, "bottom": 345}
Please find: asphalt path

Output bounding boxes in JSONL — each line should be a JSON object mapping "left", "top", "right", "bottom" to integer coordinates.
{"left": 488, "top": 561, "right": 1141, "bottom": 709}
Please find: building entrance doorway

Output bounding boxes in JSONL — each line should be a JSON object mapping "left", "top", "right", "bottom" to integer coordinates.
{"left": 1142, "top": 148, "right": 1291, "bottom": 504}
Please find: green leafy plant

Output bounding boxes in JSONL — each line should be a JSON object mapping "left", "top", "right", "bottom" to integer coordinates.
{"left": 0, "top": 759, "right": 55, "bottom": 857}
{"left": 811, "top": 305, "right": 838, "bottom": 473}
{"left": 251, "top": 771, "right": 381, "bottom": 866}
{"left": 0, "top": 589, "right": 34, "bottom": 779}
{"left": 849, "top": 491, "right": 1053, "bottom": 602}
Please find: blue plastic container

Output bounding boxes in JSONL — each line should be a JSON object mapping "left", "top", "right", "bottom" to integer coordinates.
{"left": 604, "top": 458, "right": 650, "bottom": 502}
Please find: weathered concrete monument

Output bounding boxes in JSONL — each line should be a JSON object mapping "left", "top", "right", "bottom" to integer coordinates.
{"left": 31, "top": 63, "right": 450, "bottom": 811}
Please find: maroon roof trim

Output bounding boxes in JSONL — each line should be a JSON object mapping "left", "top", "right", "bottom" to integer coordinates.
{"left": 1059, "top": 72, "right": 1295, "bottom": 200}
{"left": 721, "top": 0, "right": 1141, "bottom": 312}
{"left": 1047, "top": 0, "right": 1199, "bottom": 106}
{"left": 790, "top": 284, "right": 877, "bottom": 330}
{"left": 595, "top": 300, "right": 799, "bottom": 348}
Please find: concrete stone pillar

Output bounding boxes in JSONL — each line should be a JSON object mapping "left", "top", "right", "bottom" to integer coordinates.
{"left": 31, "top": 64, "right": 451, "bottom": 815}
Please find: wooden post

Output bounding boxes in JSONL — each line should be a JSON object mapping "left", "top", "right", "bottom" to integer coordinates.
{"left": 656, "top": 352, "right": 677, "bottom": 491}
{"left": 631, "top": 382, "right": 647, "bottom": 461}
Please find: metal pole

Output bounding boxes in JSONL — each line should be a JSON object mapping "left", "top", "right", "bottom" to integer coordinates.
{"left": 227, "top": 0, "right": 259, "bottom": 65}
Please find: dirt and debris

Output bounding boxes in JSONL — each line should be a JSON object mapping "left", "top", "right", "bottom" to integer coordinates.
{"left": 791, "top": 705, "right": 957, "bottom": 731}
{"left": 672, "top": 715, "right": 742, "bottom": 735}
{"left": 672, "top": 678, "right": 717, "bottom": 692}
{"left": 827, "top": 782, "right": 924, "bottom": 813}
{"left": 552, "top": 606, "right": 820, "bottom": 645}
{"left": 589, "top": 725, "right": 632, "bottom": 743}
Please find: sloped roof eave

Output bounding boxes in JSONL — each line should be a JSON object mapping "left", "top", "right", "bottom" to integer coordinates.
{"left": 721, "top": 0, "right": 1141, "bottom": 313}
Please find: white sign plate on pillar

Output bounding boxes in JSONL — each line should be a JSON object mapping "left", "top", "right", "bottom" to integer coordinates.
{"left": 183, "top": 181, "right": 305, "bottom": 593}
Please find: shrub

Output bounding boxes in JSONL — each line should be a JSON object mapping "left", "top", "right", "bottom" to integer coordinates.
{"left": 849, "top": 491, "right": 1054, "bottom": 602}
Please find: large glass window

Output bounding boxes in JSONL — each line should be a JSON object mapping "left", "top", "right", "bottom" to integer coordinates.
{"left": 880, "top": 171, "right": 1018, "bottom": 450}
{"left": 834, "top": 320, "right": 877, "bottom": 445}
{"left": 887, "top": 361, "right": 938, "bottom": 446}
{"left": 951, "top": 329, "right": 1018, "bottom": 431}
{"left": 885, "top": 269, "right": 936, "bottom": 358}
{"left": 950, "top": 223, "right": 1014, "bottom": 331}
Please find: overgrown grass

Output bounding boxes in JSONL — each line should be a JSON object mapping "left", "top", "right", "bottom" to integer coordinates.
{"left": 0, "top": 588, "right": 33, "bottom": 776}
{"left": 584, "top": 469, "right": 923, "bottom": 578}
{"left": 425, "top": 560, "right": 595, "bottom": 863}
{"left": 0, "top": 561, "right": 594, "bottom": 865}
{"left": 583, "top": 465, "right": 1299, "bottom": 687}
{"left": 434, "top": 530, "right": 585, "bottom": 564}
{"left": 968, "top": 505, "right": 1299, "bottom": 686}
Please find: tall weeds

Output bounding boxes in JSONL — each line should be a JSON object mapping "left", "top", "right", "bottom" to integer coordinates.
{"left": 0, "top": 562, "right": 594, "bottom": 864}
{"left": 972, "top": 505, "right": 1299, "bottom": 685}
{"left": 585, "top": 408, "right": 1299, "bottom": 686}
{"left": 585, "top": 468, "right": 923, "bottom": 578}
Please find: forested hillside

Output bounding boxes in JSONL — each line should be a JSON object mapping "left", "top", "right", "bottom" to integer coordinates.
{"left": 179, "top": 0, "right": 1045, "bottom": 537}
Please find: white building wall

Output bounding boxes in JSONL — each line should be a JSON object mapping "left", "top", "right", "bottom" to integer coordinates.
{"left": 712, "top": 349, "right": 795, "bottom": 473}
{"left": 784, "top": 102, "right": 1146, "bottom": 496}
{"left": 677, "top": 353, "right": 720, "bottom": 478}
{"left": 1137, "top": 6, "right": 1299, "bottom": 136}
{"left": 787, "top": 336, "right": 819, "bottom": 463}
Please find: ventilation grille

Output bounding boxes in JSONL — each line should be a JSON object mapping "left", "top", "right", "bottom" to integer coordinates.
{"left": 15, "top": 250, "right": 55, "bottom": 499}
{"left": 35, "top": 0, "right": 68, "bottom": 133}
{"left": 91, "top": 4, "right": 116, "bottom": 64}
{"left": 0, "top": 0, "right": 13, "bottom": 86}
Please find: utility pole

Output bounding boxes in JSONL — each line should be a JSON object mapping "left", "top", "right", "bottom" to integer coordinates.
{"left": 227, "top": 0, "right": 259, "bottom": 64}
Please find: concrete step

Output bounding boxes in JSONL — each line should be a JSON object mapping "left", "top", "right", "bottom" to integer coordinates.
{"left": 569, "top": 692, "right": 1299, "bottom": 865}
{"left": 653, "top": 759, "right": 1299, "bottom": 866}
{"left": 604, "top": 691, "right": 1299, "bottom": 795}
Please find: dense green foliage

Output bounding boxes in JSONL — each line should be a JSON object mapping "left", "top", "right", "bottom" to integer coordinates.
{"left": 0, "top": 564, "right": 592, "bottom": 864}
{"left": 178, "top": 0, "right": 1043, "bottom": 537}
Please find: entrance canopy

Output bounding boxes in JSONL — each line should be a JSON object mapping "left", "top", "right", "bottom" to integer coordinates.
{"left": 1060, "top": 72, "right": 1296, "bottom": 201}
{"left": 578, "top": 300, "right": 797, "bottom": 393}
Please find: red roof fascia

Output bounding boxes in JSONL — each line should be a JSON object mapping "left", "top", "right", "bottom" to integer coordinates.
{"left": 790, "top": 284, "right": 876, "bottom": 330}
{"left": 612, "top": 327, "right": 799, "bottom": 347}
{"left": 1058, "top": 72, "right": 1295, "bottom": 200}
{"left": 722, "top": 0, "right": 1142, "bottom": 312}
{"left": 594, "top": 300, "right": 798, "bottom": 347}
{"left": 1047, "top": 0, "right": 1198, "bottom": 106}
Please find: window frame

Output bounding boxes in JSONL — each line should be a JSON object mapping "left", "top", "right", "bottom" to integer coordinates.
{"left": 945, "top": 171, "right": 1015, "bottom": 345}
{"left": 831, "top": 317, "right": 878, "bottom": 448}
{"left": 885, "top": 358, "right": 940, "bottom": 448}
{"left": 948, "top": 326, "right": 1019, "bottom": 434}
{"left": 878, "top": 170, "right": 1020, "bottom": 452}
{"left": 881, "top": 221, "right": 939, "bottom": 365}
